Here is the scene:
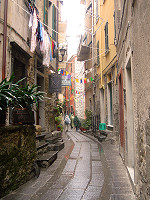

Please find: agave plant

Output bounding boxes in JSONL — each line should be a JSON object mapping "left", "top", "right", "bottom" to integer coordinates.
{"left": 11, "top": 83, "right": 46, "bottom": 111}
{"left": 0, "top": 74, "right": 15, "bottom": 111}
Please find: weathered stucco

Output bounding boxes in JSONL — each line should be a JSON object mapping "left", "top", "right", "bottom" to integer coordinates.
{"left": 0, "top": 125, "right": 36, "bottom": 198}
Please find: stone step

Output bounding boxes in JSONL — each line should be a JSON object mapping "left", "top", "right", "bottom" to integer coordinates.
{"left": 37, "top": 151, "right": 58, "bottom": 168}
{"left": 52, "top": 130, "right": 62, "bottom": 137}
{"left": 45, "top": 136, "right": 61, "bottom": 144}
{"left": 106, "top": 125, "right": 113, "bottom": 131}
{"left": 97, "top": 135, "right": 107, "bottom": 142}
{"left": 54, "top": 142, "right": 64, "bottom": 151}
{"left": 36, "top": 141, "right": 49, "bottom": 151}
{"left": 44, "top": 132, "right": 53, "bottom": 139}
{"left": 100, "top": 129, "right": 112, "bottom": 136}
{"left": 36, "top": 134, "right": 46, "bottom": 142}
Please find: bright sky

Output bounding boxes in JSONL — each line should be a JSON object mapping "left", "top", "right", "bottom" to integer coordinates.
{"left": 61, "top": 0, "right": 85, "bottom": 59}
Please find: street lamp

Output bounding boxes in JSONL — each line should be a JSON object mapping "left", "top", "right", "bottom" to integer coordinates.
{"left": 57, "top": 47, "right": 66, "bottom": 62}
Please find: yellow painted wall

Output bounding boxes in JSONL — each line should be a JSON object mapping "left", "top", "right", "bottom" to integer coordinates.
{"left": 95, "top": 0, "right": 117, "bottom": 88}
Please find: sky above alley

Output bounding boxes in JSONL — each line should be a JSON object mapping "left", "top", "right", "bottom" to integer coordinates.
{"left": 61, "top": 0, "right": 85, "bottom": 59}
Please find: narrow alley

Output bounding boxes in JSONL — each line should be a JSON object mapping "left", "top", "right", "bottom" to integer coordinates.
{"left": 2, "top": 130, "right": 135, "bottom": 200}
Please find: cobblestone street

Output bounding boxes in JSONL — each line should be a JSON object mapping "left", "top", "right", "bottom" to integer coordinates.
{"left": 2, "top": 130, "right": 136, "bottom": 200}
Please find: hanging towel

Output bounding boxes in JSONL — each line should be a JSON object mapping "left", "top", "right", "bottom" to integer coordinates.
{"left": 37, "top": 21, "right": 43, "bottom": 42}
{"left": 49, "top": 37, "right": 52, "bottom": 62}
{"left": 30, "top": 9, "right": 38, "bottom": 53}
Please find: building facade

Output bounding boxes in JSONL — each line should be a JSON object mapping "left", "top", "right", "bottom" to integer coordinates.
{"left": 114, "top": 0, "right": 150, "bottom": 199}
{"left": 65, "top": 55, "right": 76, "bottom": 116}
{"left": 78, "top": 0, "right": 93, "bottom": 113}
{"left": 74, "top": 56, "right": 85, "bottom": 119}
{"left": 0, "top": 0, "right": 66, "bottom": 132}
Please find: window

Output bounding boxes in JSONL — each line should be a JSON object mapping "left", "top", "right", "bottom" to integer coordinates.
{"left": 104, "top": 21, "right": 109, "bottom": 53}
{"left": 97, "top": 40, "right": 100, "bottom": 66}
{"left": 44, "top": 0, "right": 49, "bottom": 29}
{"left": 52, "top": 4, "right": 56, "bottom": 41}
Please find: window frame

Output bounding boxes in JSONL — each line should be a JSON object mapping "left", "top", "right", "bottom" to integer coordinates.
{"left": 104, "top": 21, "right": 109, "bottom": 54}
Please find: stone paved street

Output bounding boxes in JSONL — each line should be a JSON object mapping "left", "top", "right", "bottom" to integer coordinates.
{"left": 1, "top": 130, "right": 136, "bottom": 200}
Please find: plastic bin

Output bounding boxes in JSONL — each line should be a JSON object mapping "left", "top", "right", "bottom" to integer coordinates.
{"left": 99, "top": 123, "right": 106, "bottom": 130}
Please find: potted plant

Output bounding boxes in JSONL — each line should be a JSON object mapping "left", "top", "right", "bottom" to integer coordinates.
{"left": 12, "top": 83, "right": 45, "bottom": 125}
{"left": 0, "top": 74, "right": 16, "bottom": 125}
{"left": 53, "top": 99, "right": 63, "bottom": 117}
{"left": 57, "top": 124, "right": 63, "bottom": 132}
{"left": 55, "top": 116, "right": 61, "bottom": 125}
{"left": 80, "top": 110, "right": 92, "bottom": 132}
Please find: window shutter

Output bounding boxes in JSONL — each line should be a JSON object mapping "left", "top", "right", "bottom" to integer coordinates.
{"left": 52, "top": 5, "right": 56, "bottom": 41}
{"left": 105, "top": 21, "right": 109, "bottom": 52}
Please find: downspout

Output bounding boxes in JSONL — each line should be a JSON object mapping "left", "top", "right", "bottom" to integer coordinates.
{"left": 2, "top": 0, "right": 8, "bottom": 80}
{"left": 56, "top": 0, "right": 59, "bottom": 99}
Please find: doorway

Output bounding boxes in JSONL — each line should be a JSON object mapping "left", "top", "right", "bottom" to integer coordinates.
{"left": 126, "top": 58, "right": 135, "bottom": 182}
{"left": 119, "top": 68, "right": 125, "bottom": 150}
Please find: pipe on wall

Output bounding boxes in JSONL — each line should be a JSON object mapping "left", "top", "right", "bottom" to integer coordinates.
{"left": 2, "top": 0, "right": 8, "bottom": 80}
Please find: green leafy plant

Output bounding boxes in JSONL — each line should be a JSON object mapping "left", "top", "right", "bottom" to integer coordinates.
{"left": 81, "top": 109, "right": 92, "bottom": 130}
{"left": 55, "top": 116, "right": 61, "bottom": 124}
{"left": 0, "top": 74, "right": 15, "bottom": 111}
{"left": 11, "top": 83, "right": 45, "bottom": 111}
{"left": 53, "top": 99, "right": 63, "bottom": 116}
{"left": 57, "top": 124, "right": 63, "bottom": 132}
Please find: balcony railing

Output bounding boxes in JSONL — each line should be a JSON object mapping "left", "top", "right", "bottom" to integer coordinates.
{"left": 77, "top": 34, "right": 90, "bottom": 61}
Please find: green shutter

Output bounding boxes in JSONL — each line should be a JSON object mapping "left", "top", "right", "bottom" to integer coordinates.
{"left": 105, "top": 21, "right": 109, "bottom": 51}
{"left": 52, "top": 5, "right": 56, "bottom": 41}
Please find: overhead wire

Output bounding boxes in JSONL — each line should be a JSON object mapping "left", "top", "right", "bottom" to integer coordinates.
{"left": 11, "top": 0, "right": 105, "bottom": 52}
{"left": 11, "top": 0, "right": 106, "bottom": 82}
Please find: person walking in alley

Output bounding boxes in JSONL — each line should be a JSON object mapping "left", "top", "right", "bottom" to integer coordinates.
{"left": 70, "top": 113, "right": 74, "bottom": 129}
{"left": 74, "top": 116, "right": 80, "bottom": 131}
{"left": 64, "top": 114, "right": 70, "bottom": 132}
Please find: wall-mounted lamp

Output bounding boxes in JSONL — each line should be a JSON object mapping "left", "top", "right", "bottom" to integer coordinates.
{"left": 57, "top": 47, "right": 66, "bottom": 62}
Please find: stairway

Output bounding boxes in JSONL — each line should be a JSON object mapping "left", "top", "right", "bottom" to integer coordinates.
{"left": 95, "top": 129, "right": 113, "bottom": 142}
{"left": 36, "top": 131, "right": 64, "bottom": 168}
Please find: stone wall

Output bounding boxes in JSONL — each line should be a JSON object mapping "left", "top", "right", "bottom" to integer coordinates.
{"left": 0, "top": 125, "right": 36, "bottom": 198}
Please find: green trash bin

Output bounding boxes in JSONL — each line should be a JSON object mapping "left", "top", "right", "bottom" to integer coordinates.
{"left": 99, "top": 123, "right": 106, "bottom": 130}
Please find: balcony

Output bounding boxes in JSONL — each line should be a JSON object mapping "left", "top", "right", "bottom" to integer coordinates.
{"left": 77, "top": 34, "right": 90, "bottom": 61}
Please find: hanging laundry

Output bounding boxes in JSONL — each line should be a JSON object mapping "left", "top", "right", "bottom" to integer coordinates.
{"left": 49, "top": 37, "right": 52, "bottom": 62}
{"left": 67, "top": 74, "right": 71, "bottom": 79}
{"left": 30, "top": 9, "right": 38, "bottom": 53}
{"left": 53, "top": 41, "right": 57, "bottom": 58}
{"left": 51, "top": 40, "right": 54, "bottom": 58}
{"left": 90, "top": 77, "right": 94, "bottom": 81}
{"left": 37, "top": 21, "right": 43, "bottom": 42}
{"left": 29, "top": 13, "right": 33, "bottom": 28}
{"left": 42, "top": 29, "right": 50, "bottom": 67}
{"left": 80, "top": 79, "right": 82, "bottom": 83}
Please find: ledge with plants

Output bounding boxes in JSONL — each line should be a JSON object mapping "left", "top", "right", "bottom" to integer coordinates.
{"left": 0, "top": 74, "right": 46, "bottom": 125}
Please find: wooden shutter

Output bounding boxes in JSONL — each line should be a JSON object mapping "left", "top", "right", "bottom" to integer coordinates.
{"left": 105, "top": 21, "right": 109, "bottom": 52}
{"left": 52, "top": 5, "right": 56, "bottom": 41}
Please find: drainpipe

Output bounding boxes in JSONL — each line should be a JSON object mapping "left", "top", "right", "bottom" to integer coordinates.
{"left": 92, "top": 0, "right": 96, "bottom": 134}
{"left": 56, "top": 0, "right": 59, "bottom": 99}
{"left": 2, "top": 0, "right": 8, "bottom": 80}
